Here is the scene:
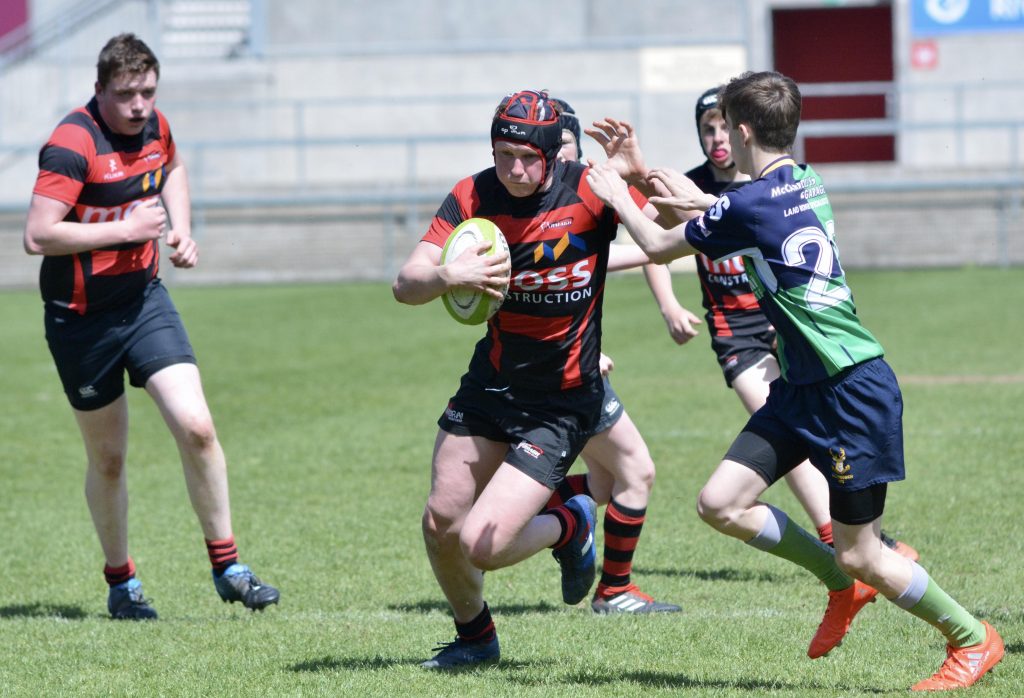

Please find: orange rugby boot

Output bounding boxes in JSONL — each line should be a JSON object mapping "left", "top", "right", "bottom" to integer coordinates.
{"left": 911, "top": 621, "right": 1004, "bottom": 691}
{"left": 807, "top": 579, "right": 878, "bottom": 658}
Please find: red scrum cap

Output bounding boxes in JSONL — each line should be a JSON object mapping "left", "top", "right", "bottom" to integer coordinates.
{"left": 491, "top": 89, "right": 563, "bottom": 187}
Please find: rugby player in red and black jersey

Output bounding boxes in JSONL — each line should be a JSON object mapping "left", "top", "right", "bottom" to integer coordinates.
{"left": 23, "top": 34, "right": 278, "bottom": 620}
{"left": 393, "top": 90, "right": 666, "bottom": 669}
{"left": 541, "top": 97, "right": 681, "bottom": 616}
{"left": 637, "top": 86, "right": 918, "bottom": 561}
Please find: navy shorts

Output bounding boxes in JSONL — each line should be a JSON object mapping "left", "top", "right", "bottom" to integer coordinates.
{"left": 711, "top": 328, "right": 777, "bottom": 387}
{"left": 45, "top": 280, "right": 196, "bottom": 411}
{"left": 591, "top": 377, "right": 624, "bottom": 435}
{"left": 726, "top": 356, "right": 905, "bottom": 495}
{"left": 438, "top": 371, "right": 604, "bottom": 488}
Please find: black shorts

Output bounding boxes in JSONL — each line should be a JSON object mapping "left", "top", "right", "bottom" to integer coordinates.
{"left": 592, "top": 377, "right": 624, "bottom": 435}
{"left": 723, "top": 358, "right": 905, "bottom": 524}
{"left": 45, "top": 280, "right": 196, "bottom": 411}
{"left": 711, "top": 328, "right": 777, "bottom": 387}
{"left": 438, "top": 371, "right": 604, "bottom": 489}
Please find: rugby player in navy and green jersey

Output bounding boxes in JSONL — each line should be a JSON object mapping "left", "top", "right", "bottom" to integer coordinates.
{"left": 24, "top": 33, "right": 278, "bottom": 621}
{"left": 643, "top": 87, "right": 918, "bottom": 559}
{"left": 393, "top": 89, "right": 664, "bottom": 670}
{"left": 585, "top": 71, "right": 1002, "bottom": 692}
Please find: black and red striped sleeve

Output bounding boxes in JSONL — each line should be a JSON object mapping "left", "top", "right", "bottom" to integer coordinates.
{"left": 34, "top": 115, "right": 94, "bottom": 206}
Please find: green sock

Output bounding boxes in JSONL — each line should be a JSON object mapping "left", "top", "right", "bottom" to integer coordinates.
{"left": 746, "top": 504, "right": 852, "bottom": 591}
{"left": 892, "top": 561, "right": 985, "bottom": 647}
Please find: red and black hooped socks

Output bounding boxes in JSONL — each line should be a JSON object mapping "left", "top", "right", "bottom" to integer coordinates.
{"left": 103, "top": 557, "right": 136, "bottom": 587}
{"left": 206, "top": 536, "right": 239, "bottom": 575}
{"left": 456, "top": 603, "right": 496, "bottom": 644}
{"left": 595, "top": 499, "right": 646, "bottom": 597}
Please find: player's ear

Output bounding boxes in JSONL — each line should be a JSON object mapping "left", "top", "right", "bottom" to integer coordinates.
{"left": 738, "top": 123, "right": 754, "bottom": 147}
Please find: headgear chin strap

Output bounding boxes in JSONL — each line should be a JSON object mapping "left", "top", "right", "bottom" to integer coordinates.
{"left": 491, "top": 90, "right": 563, "bottom": 188}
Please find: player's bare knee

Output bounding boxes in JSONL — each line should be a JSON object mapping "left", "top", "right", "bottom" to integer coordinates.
{"left": 460, "top": 531, "right": 500, "bottom": 571}
{"left": 422, "top": 502, "right": 458, "bottom": 547}
{"left": 178, "top": 415, "right": 218, "bottom": 454}
{"left": 88, "top": 450, "right": 126, "bottom": 479}
{"left": 833, "top": 547, "right": 873, "bottom": 580}
{"left": 696, "top": 487, "right": 732, "bottom": 529}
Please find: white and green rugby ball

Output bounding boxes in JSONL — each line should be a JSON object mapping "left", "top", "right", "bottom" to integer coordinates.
{"left": 440, "top": 218, "right": 510, "bottom": 325}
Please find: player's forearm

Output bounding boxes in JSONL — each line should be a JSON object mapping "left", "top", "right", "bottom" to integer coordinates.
{"left": 24, "top": 218, "right": 136, "bottom": 255}
{"left": 607, "top": 243, "right": 651, "bottom": 272}
{"left": 642, "top": 263, "right": 680, "bottom": 312}
{"left": 161, "top": 160, "right": 192, "bottom": 238}
{"left": 392, "top": 263, "right": 450, "bottom": 305}
{"left": 614, "top": 194, "right": 696, "bottom": 264}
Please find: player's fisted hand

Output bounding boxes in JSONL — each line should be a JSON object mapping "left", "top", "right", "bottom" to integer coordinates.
{"left": 125, "top": 198, "right": 166, "bottom": 241}
{"left": 662, "top": 302, "right": 702, "bottom": 345}
{"left": 167, "top": 232, "right": 198, "bottom": 268}
{"left": 598, "top": 352, "right": 615, "bottom": 376}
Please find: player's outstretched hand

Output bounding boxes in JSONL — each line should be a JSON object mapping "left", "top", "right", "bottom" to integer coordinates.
{"left": 450, "top": 240, "right": 510, "bottom": 300}
{"left": 585, "top": 161, "right": 631, "bottom": 209}
{"left": 647, "top": 168, "right": 717, "bottom": 212}
{"left": 585, "top": 117, "right": 648, "bottom": 183}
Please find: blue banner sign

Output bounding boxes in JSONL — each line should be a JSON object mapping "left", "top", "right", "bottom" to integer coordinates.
{"left": 911, "top": 0, "right": 1024, "bottom": 35}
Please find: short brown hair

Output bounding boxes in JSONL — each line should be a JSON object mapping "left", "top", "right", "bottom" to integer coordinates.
{"left": 96, "top": 33, "right": 159, "bottom": 88}
{"left": 719, "top": 71, "right": 801, "bottom": 153}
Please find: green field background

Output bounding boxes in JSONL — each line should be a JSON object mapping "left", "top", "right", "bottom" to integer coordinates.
{"left": 1, "top": 267, "right": 1021, "bottom": 696}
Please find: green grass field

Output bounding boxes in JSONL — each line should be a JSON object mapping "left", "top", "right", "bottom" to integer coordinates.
{"left": 1, "top": 267, "right": 1021, "bottom": 697}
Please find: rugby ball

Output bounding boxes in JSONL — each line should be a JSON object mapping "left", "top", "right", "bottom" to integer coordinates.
{"left": 440, "top": 218, "right": 510, "bottom": 325}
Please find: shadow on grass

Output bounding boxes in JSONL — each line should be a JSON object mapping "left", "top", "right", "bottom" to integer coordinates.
{"left": 388, "top": 599, "right": 562, "bottom": 615}
{"left": 288, "top": 656, "right": 410, "bottom": 672}
{"left": 633, "top": 566, "right": 794, "bottom": 583}
{"left": 0, "top": 602, "right": 88, "bottom": 620}
{"left": 287, "top": 657, "right": 889, "bottom": 693}
{"left": 509, "top": 669, "right": 889, "bottom": 693}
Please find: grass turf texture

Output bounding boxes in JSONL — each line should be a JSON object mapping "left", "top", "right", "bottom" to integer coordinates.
{"left": 1, "top": 267, "right": 1021, "bottom": 697}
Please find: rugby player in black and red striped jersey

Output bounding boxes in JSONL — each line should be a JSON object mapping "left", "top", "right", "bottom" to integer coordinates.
{"left": 23, "top": 34, "right": 278, "bottom": 620}
{"left": 393, "top": 90, "right": 666, "bottom": 669}
{"left": 543, "top": 98, "right": 681, "bottom": 616}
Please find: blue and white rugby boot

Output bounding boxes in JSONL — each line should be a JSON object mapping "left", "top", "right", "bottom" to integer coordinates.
{"left": 421, "top": 635, "right": 500, "bottom": 670}
{"left": 213, "top": 563, "right": 280, "bottom": 611}
{"left": 108, "top": 578, "right": 158, "bottom": 620}
{"left": 551, "top": 494, "right": 598, "bottom": 605}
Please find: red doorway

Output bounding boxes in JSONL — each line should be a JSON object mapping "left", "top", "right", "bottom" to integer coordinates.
{"left": 772, "top": 4, "right": 895, "bottom": 163}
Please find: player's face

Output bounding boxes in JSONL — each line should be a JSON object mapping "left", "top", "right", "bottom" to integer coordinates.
{"left": 95, "top": 70, "right": 158, "bottom": 136}
{"left": 557, "top": 129, "right": 579, "bottom": 163}
{"left": 700, "top": 110, "right": 732, "bottom": 171}
{"left": 494, "top": 140, "right": 546, "bottom": 197}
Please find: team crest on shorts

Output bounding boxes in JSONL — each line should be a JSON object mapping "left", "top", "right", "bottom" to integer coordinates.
{"left": 829, "top": 446, "right": 853, "bottom": 485}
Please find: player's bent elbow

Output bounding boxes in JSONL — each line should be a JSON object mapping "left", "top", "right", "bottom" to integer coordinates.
{"left": 23, "top": 231, "right": 46, "bottom": 255}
